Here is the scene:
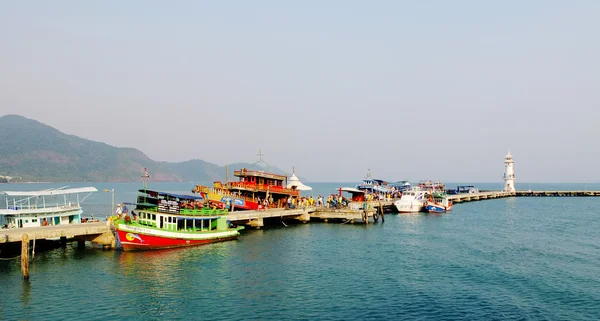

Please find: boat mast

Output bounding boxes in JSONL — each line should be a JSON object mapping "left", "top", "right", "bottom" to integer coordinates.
{"left": 142, "top": 168, "right": 150, "bottom": 191}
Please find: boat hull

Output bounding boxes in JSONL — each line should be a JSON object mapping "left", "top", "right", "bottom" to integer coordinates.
{"left": 204, "top": 193, "right": 259, "bottom": 210}
{"left": 116, "top": 225, "right": 241, "bottom": 251}
{"left": 426, "top": 204, "right": 446, "bottom": 213}
{"left": 394, "top": 201, "right": 425, "bottom": 213}
{"left": 425, "top": 201, "right": 452, "bottom": 213}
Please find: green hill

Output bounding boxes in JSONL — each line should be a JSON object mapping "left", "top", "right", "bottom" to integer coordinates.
{"left": 0, "top": 114, "right": 180, "bottom": 182}
{"left": 0, "top": 114, "right": 296, "bottom": 183}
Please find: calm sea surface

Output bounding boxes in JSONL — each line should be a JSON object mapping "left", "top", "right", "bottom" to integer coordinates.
{"left": 1, "top": 182, "right": 600, "bottom": 320}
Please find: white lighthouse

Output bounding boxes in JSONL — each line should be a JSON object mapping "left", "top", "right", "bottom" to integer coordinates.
{"left": 503, "top": 151, "right": 516, "bottom": 192}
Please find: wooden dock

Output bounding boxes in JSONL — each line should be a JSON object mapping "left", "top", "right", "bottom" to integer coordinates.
{"left": 0, "top": 222, "right": 115, "bottom": 246}
{"left": 1, "top": 222, "right": 116, "bottom": 280}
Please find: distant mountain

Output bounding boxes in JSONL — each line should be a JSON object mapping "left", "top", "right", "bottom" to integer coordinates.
{"left": 0, "top": 114, "right": 297, "bottom": 183}
{"left": 0, "top": 114, "right": 180, "bottom": 182}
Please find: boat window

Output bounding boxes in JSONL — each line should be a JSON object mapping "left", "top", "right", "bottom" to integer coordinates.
{"left": 185, "top": 219, "right": 194, "bottom": 230}
{"left": 32, "top": 219, "right": 38, "bottom": 223}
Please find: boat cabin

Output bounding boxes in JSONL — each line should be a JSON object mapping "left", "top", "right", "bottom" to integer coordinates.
{"left": 128, "top": 189, "right": 228, "bottom": 232}
{"left": 234, "top": 168, "right": 287, "bottom": 187}
{"left": 133, "top": 189, "right": 223, "bottom": 215}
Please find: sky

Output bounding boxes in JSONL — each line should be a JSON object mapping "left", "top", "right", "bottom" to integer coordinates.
{"left": 1, "top": 1, "right": 599, "bottom": 183}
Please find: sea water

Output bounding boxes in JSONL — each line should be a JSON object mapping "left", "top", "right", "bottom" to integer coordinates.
{"left": 1, "top": 182, "right": 599, "bottom": 320}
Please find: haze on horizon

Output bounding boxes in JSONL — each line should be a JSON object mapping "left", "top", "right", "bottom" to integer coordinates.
{"left": 1, "top": 1, "right": 599, "bottom": 183}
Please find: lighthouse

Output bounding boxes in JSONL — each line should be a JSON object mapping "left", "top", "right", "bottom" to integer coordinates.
{"left": 503, "top": 151, "right": 516, "bottom": 192}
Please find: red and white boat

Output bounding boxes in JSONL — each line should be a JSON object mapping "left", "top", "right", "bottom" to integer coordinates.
{"left": 113, "top": 189, "right": 243, "bottom": 251}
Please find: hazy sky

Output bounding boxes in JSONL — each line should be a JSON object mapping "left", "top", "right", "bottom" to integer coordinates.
{"left": 1, "top": 1, "right": 599, "bottom": 183}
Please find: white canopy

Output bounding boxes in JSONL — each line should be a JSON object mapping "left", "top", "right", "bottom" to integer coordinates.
{"left": 2, "top": 187, "right": 98, "bottom": 197}
{"left": 339, "top": 187, "right": 362, "bottom": 193}
{"left": 286, "top": 173, "right": 312, "bottom": 191}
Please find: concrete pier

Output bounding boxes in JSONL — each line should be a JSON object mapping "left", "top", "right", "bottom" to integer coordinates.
{"left": 0, "top": 222, "right": 115, "bottom": 247}
{"left": 514, "top": 190, "right": 600, "bottom": 197}
{"left": 225, "top": 201, "right": 393, "bottom": 226}
{"left": 447, "top": 191, "right": 515, "bottom": 203}
{"left": 226, "top": 208, "right": 314, "bottom": 228}
{"left": 447, "top": 190, "right": 600, "bottom": 203}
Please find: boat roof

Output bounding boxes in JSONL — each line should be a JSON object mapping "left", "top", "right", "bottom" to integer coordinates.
{"left": 340, "top": 187, "right": 363, "bottom": 193}
{"left": 138, "top": 189, "right": 203, "bottom": 201}
{"left": 1, "top": 187, "right": 98, "bottom": 197}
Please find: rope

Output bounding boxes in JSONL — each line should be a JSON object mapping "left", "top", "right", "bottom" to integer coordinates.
{"left": 0, "top": 255, "right": 21, "bottom": 260}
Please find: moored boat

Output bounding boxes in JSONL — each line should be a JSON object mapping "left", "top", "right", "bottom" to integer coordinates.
{"left": 424, "top": 192, "right": 453, "bottom": 213}
{"left": 355, "top": 170, "right": 393, "bottom": 195}
{"left": 194, "top": 168, "right": 300, "bottom": 210}
{"left": 114, "top": 189, "right": 244, "bottom": 251}
{"left": 0, "top": 186, "right": 98, "bottom": 228}
{"left": 393, "top": 188, "right": 428, "bottom": 213}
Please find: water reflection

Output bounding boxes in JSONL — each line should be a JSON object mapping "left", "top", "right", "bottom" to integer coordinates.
{"left": 396, "top": 213, "right": 425, "bottom": 235}
{"left": 20, "top": 279, "right": 31, "bottom": 307}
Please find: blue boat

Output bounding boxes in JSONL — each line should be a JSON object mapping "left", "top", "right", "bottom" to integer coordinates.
{"left": 424, "top": 192, "right": 453, "bottom": 213}
{"left": 355, "top": 170, "right": 393, "bottom": 194}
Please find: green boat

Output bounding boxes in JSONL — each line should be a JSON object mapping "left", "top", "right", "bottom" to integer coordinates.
{"left": 113, "top": 189, "right": 244, "bottom": 251}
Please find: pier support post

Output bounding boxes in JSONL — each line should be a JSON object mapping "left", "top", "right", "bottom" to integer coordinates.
{"left": 77, "top": 240, "right": 86, "bottom": 249}
{"left": 299, "top": 212, "right": 310, "bottom": 224}
{"left": 249, "top": 217, "right": 264, "bottom": 229}
{"left": 379, "top": 203, "right": 385, "bottom": 223}
{"left": 60, "top": 236, "right": 67, "bottom": 248}
{"left": 21, "top": 234, "right": 29, "bottom": 281}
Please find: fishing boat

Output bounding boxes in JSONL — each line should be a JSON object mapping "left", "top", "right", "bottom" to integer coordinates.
{"left": 113, "top": 189, "right": 244, "bottom": 251}
{"left": 393, "top": 188, "right": 428, "bottom": 213}
{"left": 0, "top": 186, "right": 97, "bottom": 229}
{"left": 193, "top": 168, "right": 300, "bottom": 210}
{"left": 355, "top": 170, "right": 393, "bottom": 194}
{"left": 424, "top": 192, "right": 453, "bottom": 213}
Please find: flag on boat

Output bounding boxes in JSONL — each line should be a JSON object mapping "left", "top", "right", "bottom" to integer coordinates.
{"left": 143, "top": 168, "right": 150, "bottom": 178}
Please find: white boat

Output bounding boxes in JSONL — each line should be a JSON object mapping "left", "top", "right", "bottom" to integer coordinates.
{"left": 393, "top": 188, "right": 428, "bottom": 213}
{"left": 0, "top": 186, "right": 97, "bottom": 229}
